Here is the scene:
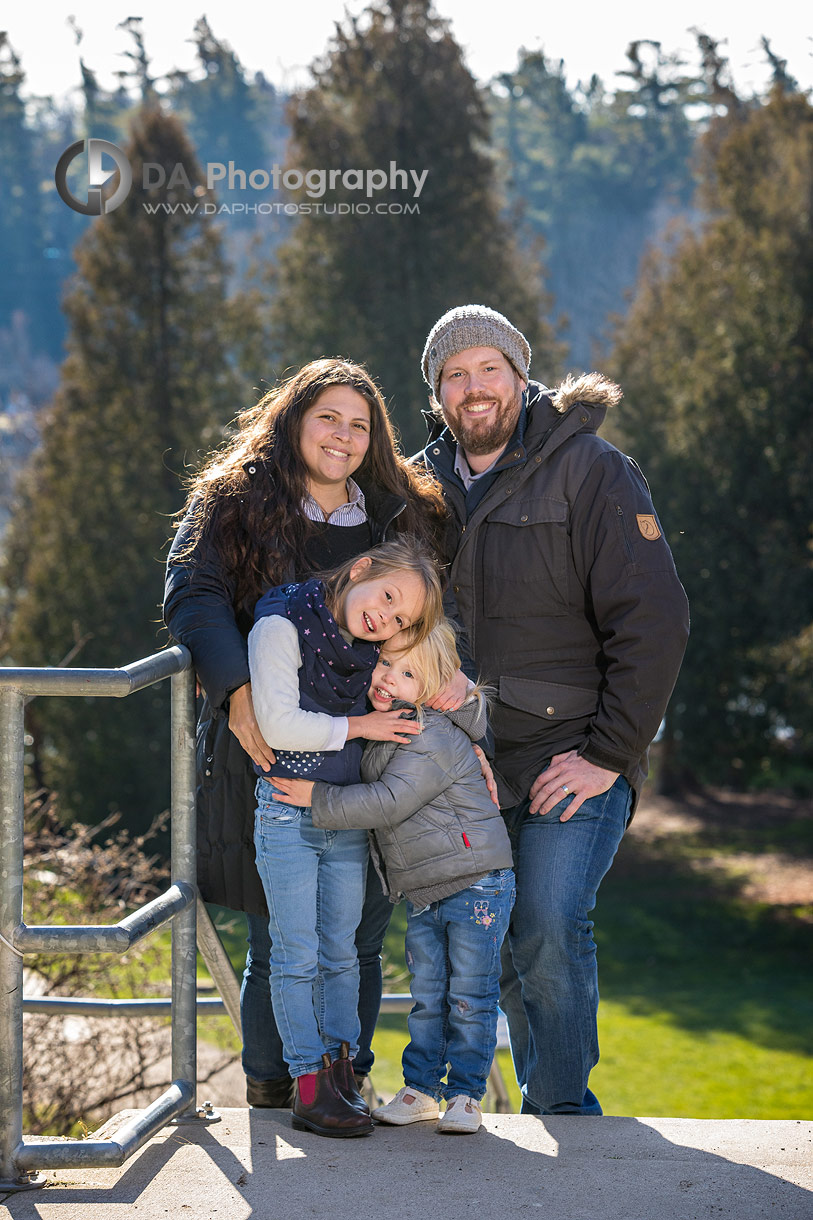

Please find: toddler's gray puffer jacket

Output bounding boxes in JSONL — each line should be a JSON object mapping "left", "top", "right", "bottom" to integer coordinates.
{"left": 310, "top": 695, "right": 512, "bottom": 905}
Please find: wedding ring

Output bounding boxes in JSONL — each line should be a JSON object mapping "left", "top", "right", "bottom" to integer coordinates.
{"left": 562, "top": 785, "right": 569, "bottom": 794}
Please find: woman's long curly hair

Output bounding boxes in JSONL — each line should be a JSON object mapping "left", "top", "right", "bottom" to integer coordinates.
{"left": 175, "top": 358, "right": 448, "bottom": 615}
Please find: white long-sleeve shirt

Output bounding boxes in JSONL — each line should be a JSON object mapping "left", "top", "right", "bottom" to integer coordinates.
{"left": 247, "top": 615, "right": 350, "bottom": 753}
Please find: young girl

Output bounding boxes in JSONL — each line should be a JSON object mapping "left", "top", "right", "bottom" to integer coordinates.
{"left": 247, "top": 538, "right": 444, "bottom": 1138}
{"left": 272, "top": 619, "right": 515, "bottom": 1135}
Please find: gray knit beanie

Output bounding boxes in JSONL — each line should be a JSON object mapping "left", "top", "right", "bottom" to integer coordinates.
{"left": 421, "top": 304, "right": 531, "bottom": 398}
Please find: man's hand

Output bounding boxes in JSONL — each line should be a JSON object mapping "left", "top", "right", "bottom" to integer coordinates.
{"left": 529, "top": 750, "right": 619, "bottom": 821}
{"left": 424, "top": 668, "right": 473, "bottom": 711}
{"left": 271, "top": 777, "right": 315, "bottom": 806}
{"left": 228, "top": 682, "right": 277, "bottom": 771}
{"left": 473, "top": 744, "right": 500, "bottom": 807}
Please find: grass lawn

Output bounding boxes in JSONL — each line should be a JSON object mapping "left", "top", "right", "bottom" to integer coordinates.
{"left": 586, "top": 789, "right": 813, "bottom": 1118}
{"left": 23, "top": 781, "right": 810, "bottom": 1128}
{"left": 206, "top": 787, "right": 813, "bottom": 1118}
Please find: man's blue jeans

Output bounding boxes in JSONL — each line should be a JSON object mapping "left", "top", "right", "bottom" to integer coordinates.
{"left": 241, "top": 860, "right": 393, "bottom": 1082}
{"left": 402, "top": 869, "right": 515, "bottom": 1102}
{"left": 500, "top": 776, "right": 632, "bottom": 1115}
{"left": 251, "top": 780, "right": 369, "bottom": 1077}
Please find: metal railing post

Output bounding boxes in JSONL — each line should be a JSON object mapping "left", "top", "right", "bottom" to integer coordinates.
{"left": 0, "top": 646, "right": 216, "bottom": 1182}
{"left": 170, "top": 665, "right": 197, "bottom": 1111}
{"left": 0, "top": 686, "right": 39, "bottom": 1189}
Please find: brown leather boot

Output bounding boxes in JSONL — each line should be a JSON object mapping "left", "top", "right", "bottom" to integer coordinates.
{"left": 246, "top": 1075, "right": 295, "bottom": 1108}
{"left": 291, "top": 1054, "right": 374, "bottom": 1138}
{"left": 329, "top": 1042, "right": 371, "bottom": 1116}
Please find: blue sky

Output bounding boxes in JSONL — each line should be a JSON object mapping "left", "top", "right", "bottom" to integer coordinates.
{"left": 11, "top": 1, "right": 813, "bottom": 102}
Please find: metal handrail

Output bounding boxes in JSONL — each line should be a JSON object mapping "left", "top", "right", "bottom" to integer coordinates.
{"left": 1, "top": 643, "right": 512, "bottom": 1192}
{"left": 0, "top": 647, "right": 198, "bottom": 1190}
{"left": 0, "top": 646, "right": 190, "bottom": 698}
{"left": 14, "top": 883, "right": 195, "bottom": 954}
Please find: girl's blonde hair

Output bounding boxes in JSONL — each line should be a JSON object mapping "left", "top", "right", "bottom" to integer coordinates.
{"left": 323, "top": 537, "right": 444, "bottom": 648}
{"left": 382, "top": 617, "right": 463, "bottom": 707}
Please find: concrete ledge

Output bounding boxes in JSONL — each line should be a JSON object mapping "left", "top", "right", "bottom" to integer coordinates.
{"left": 1, "top": 1110, "right": 810, "bottom": 1219}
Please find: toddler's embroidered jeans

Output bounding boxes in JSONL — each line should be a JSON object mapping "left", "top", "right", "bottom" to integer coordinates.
{"left": 253, "top": 777, "right": 368, "bottom": 1077}
{"left": 402, "top": 868, "right": 515, "bottom": 1101}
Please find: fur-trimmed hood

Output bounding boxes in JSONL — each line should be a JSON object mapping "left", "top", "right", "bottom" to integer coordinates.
{"left": 548, "top": 372, "right": 623, "bottom": 415}
{"left": 420, "top": 371, "right": 623, "bottom": 447}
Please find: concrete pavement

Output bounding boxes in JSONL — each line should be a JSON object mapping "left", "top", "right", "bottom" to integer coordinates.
{"left": 1, "top": 1109, "right": 811, "bottom": 1219}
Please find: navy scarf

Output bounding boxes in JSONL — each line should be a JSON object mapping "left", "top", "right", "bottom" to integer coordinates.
{"left": 252, "top": 578, "right": 380, "bottom": 781}
{"left": 263, "top": 577, "right": 379, "bottom": 710}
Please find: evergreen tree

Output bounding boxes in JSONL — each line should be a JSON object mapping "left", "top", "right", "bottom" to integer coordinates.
{"left": 66, "top": 16, "right": 135, "bottom": 144}
{"left": 169, "top": 17, "right": 268, "bottom": 170}
{"left": 117, "top": 17, "right": 156, "bottom": 102}
{"left": 167, "top": 19, "right": 288, "bottom": 230}
{"left": 166, "top": 17, "right": 291, "bottom": 295}
{"left": 3, "top": 107, "right": 246, "bottom": 832}
{"left": 609, "top": 76, "right": 813, "bottom": 790}
{"left": 269, "top": 0, "right": 560, "bottom": 449}
{"left": 0, "top": 35, "right": 63, "bottom": 355}
{"left": 490, "top": 43, "right": 699, "bottom": 368}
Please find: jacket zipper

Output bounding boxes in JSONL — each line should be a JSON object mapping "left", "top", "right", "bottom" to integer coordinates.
{"left": 615, "top": 504, "right": 635, "bottom": 563}
{"left": 378, "top": 498, "right": 407, "bottom": 542}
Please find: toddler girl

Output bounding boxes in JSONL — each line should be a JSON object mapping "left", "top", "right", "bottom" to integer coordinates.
{"left": 272, "top": 618, "right": 514, "bottom": 1135}
{"left": 247, "top": 538, "right": 443, "bottom": 1137}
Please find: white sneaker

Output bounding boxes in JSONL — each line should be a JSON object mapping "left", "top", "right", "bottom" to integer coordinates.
{"left": 437, "top": 1095, "right": 482, "bottom": 1134}
{"left": 372, "top": 1085, "right": 440, "bottom": 1125}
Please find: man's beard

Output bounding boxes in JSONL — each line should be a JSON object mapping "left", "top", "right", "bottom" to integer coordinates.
{"left": 446, "top": 384, "right": 523, "bottom": 456}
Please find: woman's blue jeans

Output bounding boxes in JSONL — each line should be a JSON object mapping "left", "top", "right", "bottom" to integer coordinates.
{"left": 499, "top": 775, "right": 632, "bottom": 1115}
{"left": 251, "top": 779, "right": 369, "bottom": 1078}
{"left": 401, "top": 869, "right": 515, "bottom": 1102}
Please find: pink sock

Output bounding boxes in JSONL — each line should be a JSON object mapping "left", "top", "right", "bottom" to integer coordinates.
{"left": 298, "top": 1073, "right": 317, "bottom": 1105}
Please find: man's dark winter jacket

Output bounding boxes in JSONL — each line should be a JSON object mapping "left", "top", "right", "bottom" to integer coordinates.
{"left": 415, "top": 375, "right": 690, "bottom": 812}
{"left": 163, "top": 473, "right": 408, "bottom": 915}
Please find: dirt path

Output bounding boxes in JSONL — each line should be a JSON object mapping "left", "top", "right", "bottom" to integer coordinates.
{"left": 628, "top": 788, "right": 813, "bottom": 907}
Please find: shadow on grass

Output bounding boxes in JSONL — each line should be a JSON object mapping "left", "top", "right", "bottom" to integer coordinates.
{"left": 663, "top": 787, "right": 813, "bottom": 858}
{"left": 595, "top": 801, "right": 813, "bottom": 1057}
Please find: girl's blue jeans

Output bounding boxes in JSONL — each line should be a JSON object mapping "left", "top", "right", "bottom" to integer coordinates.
{"left": 401, "top": 868, "right": 515, "bottom": 1102}
{"left": 241, "top": 862, "right": 391, "bottom": 1083}
{"left": 252, "top": 777, "right": 369, "bottom": 1078}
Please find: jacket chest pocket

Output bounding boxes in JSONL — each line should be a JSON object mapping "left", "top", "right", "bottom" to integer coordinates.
{"left": 481, "top": 496, "right": 570, "bottom": 618}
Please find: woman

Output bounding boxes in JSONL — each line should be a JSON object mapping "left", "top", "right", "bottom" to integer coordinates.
{"left": 163, "top": 357, "right": 464, "bottom": 1108}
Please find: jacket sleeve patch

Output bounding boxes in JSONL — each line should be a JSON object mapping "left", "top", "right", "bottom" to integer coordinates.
{"left": 636, "top": 513, "right": 662, "bottom": 541}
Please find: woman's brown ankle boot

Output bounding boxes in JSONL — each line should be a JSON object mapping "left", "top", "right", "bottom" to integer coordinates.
{"left": 246, "top": 1074, "right": 295, "bottom": 1108}
{"left": 329, "top": 1042, "right": 371, "bottom": 1116}
{"left": 291, "top": 1054, "right": 373, "bottom": 1138}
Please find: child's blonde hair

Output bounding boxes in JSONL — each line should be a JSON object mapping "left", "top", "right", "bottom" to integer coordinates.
{"left": 382, "top": 617, "right": 463, "bottom": 707}
{"left": 323, "top": 537, "right": 444, "bottom": 648}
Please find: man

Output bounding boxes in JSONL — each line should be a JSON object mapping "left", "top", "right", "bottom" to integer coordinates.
{"left": 416, "top": 304, "right": 689, "bottom": 1115}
